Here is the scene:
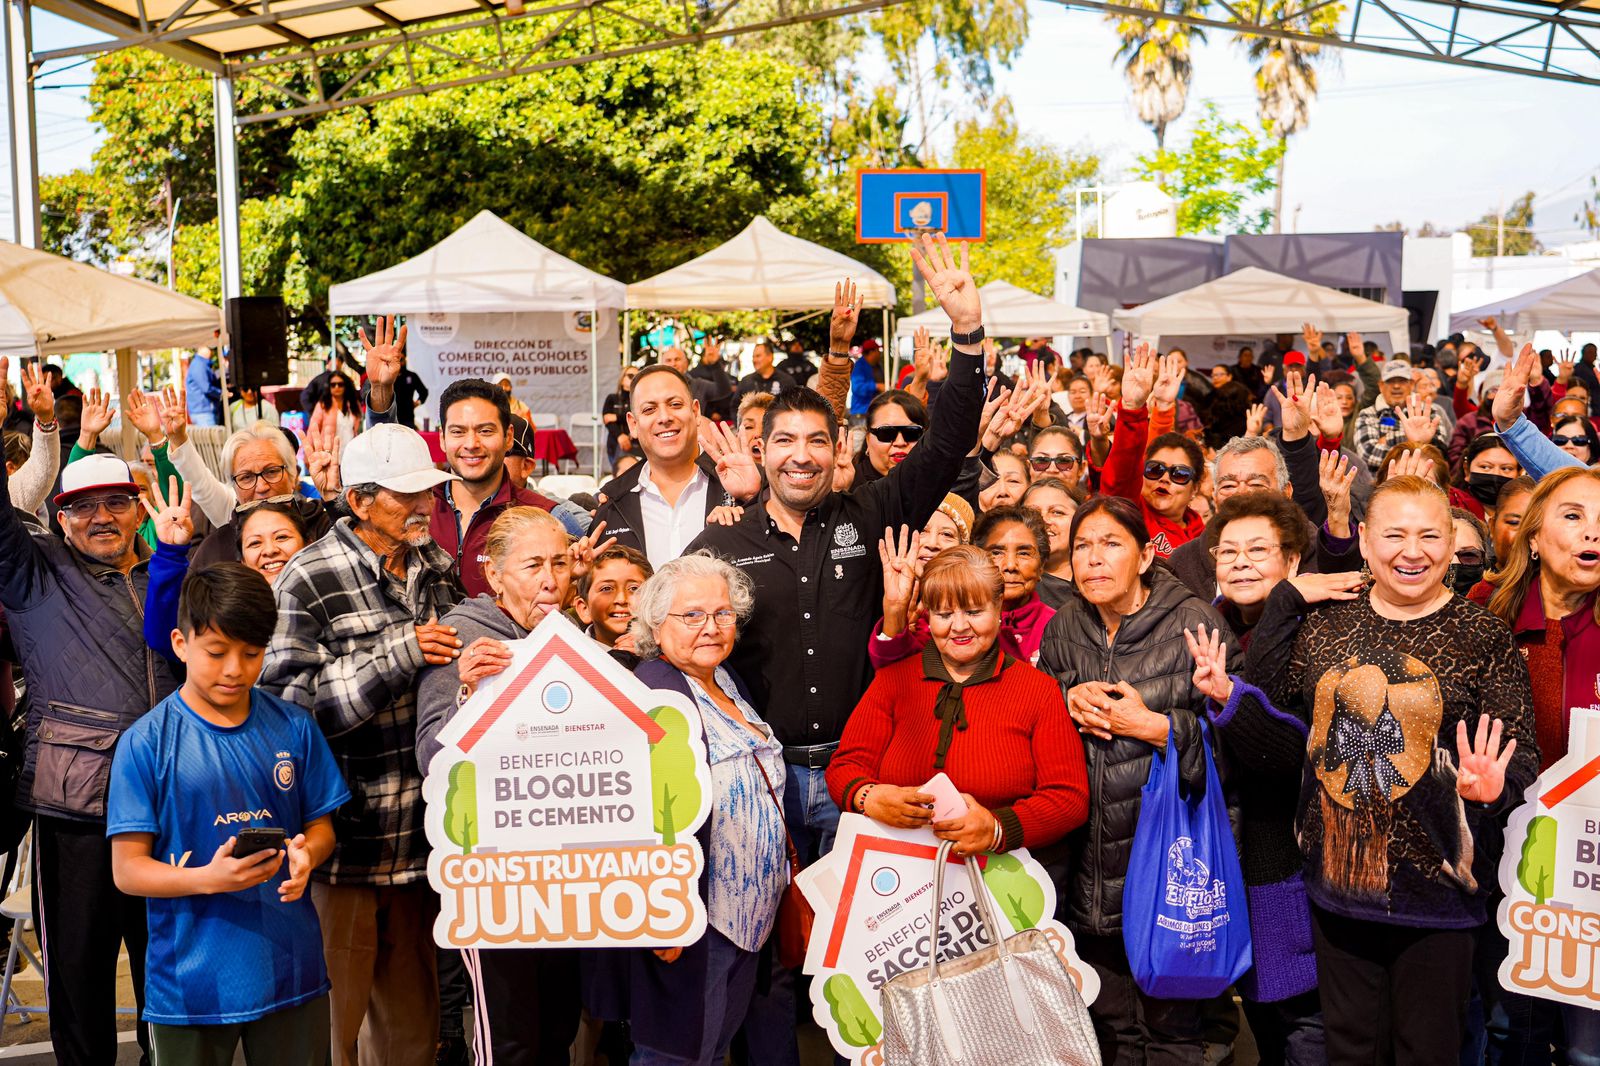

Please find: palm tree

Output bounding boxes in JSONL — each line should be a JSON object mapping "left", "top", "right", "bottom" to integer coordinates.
{"left": 1238, "top": 2, "right": 1343, "bottom": 231}
{"left": 1109, "top": 0, "right": 1209, "bottom": 150}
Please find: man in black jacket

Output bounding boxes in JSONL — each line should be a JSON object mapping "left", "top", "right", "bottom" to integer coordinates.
{"left": 0, "top": 449, "right": 179, "bottom": 1065}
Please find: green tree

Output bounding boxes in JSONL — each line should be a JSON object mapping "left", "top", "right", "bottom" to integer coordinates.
{"left": 647, "top": 705, "right": 703, "bottom": 846}
{"left": 1109, "top": 0, "right": 1209, "bottom": 149}
{"left": 1133, "top": 102, "right": 1285, "bottom": 234}
{"left": 823, "top": 973, "right": 883, "bottom": 1047}
{"left": 949, "top": 98, "right": 1100, "bottom": 296}
{"left": 1234, "top": 1, "right": 1343, "bottom": 232}
{"left": 1518, "top": 815, "right": 1558, "bottom": 904}
{"left": 1464, "top": 192, "right": 1542, "bottom": 257}
{"left": 980, "top": 852, "right": 1047, "bottom": 931}
{"left": 443, "top": 761, "right": 480, "bottom": 854}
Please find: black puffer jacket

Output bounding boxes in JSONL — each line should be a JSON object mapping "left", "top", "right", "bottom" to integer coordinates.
{"left": 1037, "top": 566, "right": 1237, "bottom": 935}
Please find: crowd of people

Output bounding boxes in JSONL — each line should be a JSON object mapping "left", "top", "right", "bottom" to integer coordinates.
{"left": 0, "top": 233, "right": 1595, "bottom": 1066}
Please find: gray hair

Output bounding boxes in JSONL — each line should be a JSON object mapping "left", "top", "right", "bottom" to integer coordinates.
{"left": 221, "top": 421, "right": 296, "bottom": 477}
{"left": 1211, "top": 435, "right": 1288, "bottom": 490}
{"left": 630, "top": 551, "right": 755, "bottom": 661}
{"left": 345, "top": 482, "right": 382, "bottom": 508}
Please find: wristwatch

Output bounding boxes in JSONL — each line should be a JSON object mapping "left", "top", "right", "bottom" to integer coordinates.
{"left": 950, "top": 324, "right": 985, "bottom": 347}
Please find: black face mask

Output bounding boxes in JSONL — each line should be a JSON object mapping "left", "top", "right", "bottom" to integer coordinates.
{"left": 1449, "top": 562, "right": 1485, "bottom": 596}
{"left": 1466, "top": 471, "right": 1512, "bottom": 508}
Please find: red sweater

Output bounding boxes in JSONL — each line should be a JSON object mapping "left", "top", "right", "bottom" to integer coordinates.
{"left": 1102, "top": 403, "right": 1203, "bottom": 558}
{"left": 826, "top": 654, "right": 1090, "bottom": 852}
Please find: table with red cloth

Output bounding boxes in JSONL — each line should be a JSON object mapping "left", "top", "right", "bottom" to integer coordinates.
{"left": 418, "top": 428, "right": 579, "bottom": 467}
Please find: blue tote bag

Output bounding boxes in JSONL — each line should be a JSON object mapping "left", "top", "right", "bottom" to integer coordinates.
{"left": 1122, "top": 719, "right": 1252, "bottom": 1000}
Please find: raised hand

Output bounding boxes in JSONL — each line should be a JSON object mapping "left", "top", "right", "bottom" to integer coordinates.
{"left": 140, "top": 476, "right": 194, "bottom": 547}
{"left": 125, "top": 389, "right": 165, "bottom": 443}
{"left": 829, "top": 279, "right": 864, "bottom": 353}
{"left": 1184, "top": 624, "right": 1233, "bottom": 705}
{"left": 1120, "top": 344, "right": 1157, "bottom": 410}
{"left": 1302, "top": 323, "right": 1323, "bottom": 355}
{"left": 908, "top": 233, "right": 981, "bottom": 337}
{"left": 568, "top": 519, "right": 619, "bottom": 580}
{"left": 831, "top": 432, "right": 855, "bottom": 493}
{"left": 1085, "top": 391, "right": 1114, "bottom": 442}
{"left": 1151, "top": 352, "right": 1183, "bottom": 408}
{"left": 878, "top": 525, "right": 923, "bottom": 635}
{"left": 928, "top": 338, "right": 949, "bottom": 383}
{"left": 1287, "top": 570, "right": 1366, "bottom": 605}
{"left": 1556, "top": 356, "right": 1575, "bottom": 385}
{"left": 1478, "top": 317, "right": 1499, "bottom": 334}
{"left": 359, "top": 315, "right": 406, "bottom": 410}
{"left": 1455, "top": 714, "right": 1516, "bottom": 804}
{"left": 977, "top": 380, "right": 1012, "bottom": 452}
{"left": 699, "top": 419, "right": 761, "bottom": 501}
{"left": 1261, "top": 363, "right": 1277, "bottom": 386}
{"left": 1310, "top": 380, "right": 1346, "bottom": 440}
{"left": 1457, "top": 351, "right": 1484, "bottom": 393}
{"left": 1386, "top": 448, "right": 1438, "bottom": 484}
{"left": 912, "top": 325, "right": 931, "bottom": 367}
{"left": 1319, "top": 449, "right": 1359, "bottom": 537}
{"left": 1276, "top": 371, "right": 1316, "bottom": 442}
{"left": 78, "top": 386, "right": 115, "bottom": 448}
{"left": 1245, "top": 403, "right": 1267, "bottom": 438}
{"left": 21, "top": 362, "right": 54, "bottom": 423}
{"left": 1492, "top": 344, "right": 1538, "bottom": 430}
{"left": 156, "top": 386, "right": 189, "bottom": 447}
{"left": 1346, "top": 331, "right": 1366, "bottom": 364}
{"left": 1400, "top": 394, "right": 1441, "bottom": 444}
{"left": 306, "top": 428, "right": 341, "bottom": 498}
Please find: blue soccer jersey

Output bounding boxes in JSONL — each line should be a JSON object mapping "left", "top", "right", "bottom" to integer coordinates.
{"left": 107, "top": 687, "right": 350, "bottom": 1025}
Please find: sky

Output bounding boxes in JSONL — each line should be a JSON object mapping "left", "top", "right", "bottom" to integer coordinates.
{"left": 10, "top": 2, "right": 1600, "bottom": 248}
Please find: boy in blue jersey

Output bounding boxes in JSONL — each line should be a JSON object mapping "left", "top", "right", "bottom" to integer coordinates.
{"left": 107, "top": 563, "right": 350, "bottom": 1064}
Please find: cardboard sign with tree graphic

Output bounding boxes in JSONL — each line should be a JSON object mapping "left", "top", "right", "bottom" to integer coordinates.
{"left": 797, "top": 813, "right": 1098, "bottom": 1064}
{"left": 423, "top": 611, "right": 713, "bottom": 949}
{"left": 1497, "top": 706, "right": 1600, "bottom": 1007}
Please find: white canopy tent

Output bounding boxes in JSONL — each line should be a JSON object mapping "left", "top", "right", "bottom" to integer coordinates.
{"left": 1450, "top": 269, "right": 1600, "bottom": 334}
{"left": 626, "top": 216, "right": 897, "bottom": 311}
{"left": 895, "top": 279, "right": 1109, "bottom": 339}
{"left": 1112, "top": 267, "right": 1411, "bottom": 357}
{"left": 329, "top": 211, "right": 627, "bottom": 475}
{"left": 0, "top": 240, "right": 221, "bottom": 357}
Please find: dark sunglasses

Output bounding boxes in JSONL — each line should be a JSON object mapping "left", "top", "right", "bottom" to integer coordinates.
{"left": 868, "top": 424, "right": 924, "bottom": 444}
{"left": 1029, "top": 454, "right": 1081, "bottom": 472}
{"left": 1143, "top": 460, "right": 1197, "bottom": 486}
{"left": 1553, "top": 433, "right": 1593, "bottom": 448}
{"left": 1455, "top": 549, "right": 1485, "bottom": 567}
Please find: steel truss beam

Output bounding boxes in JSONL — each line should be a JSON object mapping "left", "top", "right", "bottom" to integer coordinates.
{"left": 27, "top": 0, "right": 1600, "bottom": 126}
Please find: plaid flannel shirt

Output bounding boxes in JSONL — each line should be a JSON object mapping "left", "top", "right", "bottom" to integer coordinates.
{"left": 260, "top": 518, "right": 461, "bottom": 885}
{"left": 1352, "top": 399, "right": 1449, "bottom": 475}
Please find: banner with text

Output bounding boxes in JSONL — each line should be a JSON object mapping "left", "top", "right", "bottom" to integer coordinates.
{"left": 1497, "top": 705, "right": 1600, "bottom": 1008}
{"left": 406, "top": 310, "right": 619, "bottom": 426}
{"left": 423, "top": 611, "right": 713, "bottom": 950}
{"left": 797, "top": 813, "right": 1098, "bottom": 1064}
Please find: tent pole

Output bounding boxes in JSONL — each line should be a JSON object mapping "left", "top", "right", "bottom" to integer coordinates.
{"left": 212, "top": 73, "right": 242, "bottom": 302}
{"left": 591, "top": 311, "right": 601, "bottom": 480}
{"left": 115, "top": 347, "right": 137, "bottom": 459}
{"left": 7, "top": 0, "right": 39, "bottom": 248}
{"left": 623, "top": 309, "right": 631, "bottom": 363}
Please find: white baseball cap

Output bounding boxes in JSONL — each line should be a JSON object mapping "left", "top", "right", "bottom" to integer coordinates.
{"left": 340, "top": 424, "right": 458, "bottom": 495}
{"left": 55, "top": 455, "right": 139, "bottom": 508}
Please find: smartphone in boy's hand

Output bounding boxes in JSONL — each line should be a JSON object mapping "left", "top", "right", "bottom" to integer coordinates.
{"left": 232, "top": 826, "right": 287, "bottom": 859}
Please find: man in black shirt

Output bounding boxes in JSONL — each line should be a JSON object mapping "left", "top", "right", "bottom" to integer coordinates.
{"left": 687, "top": 234, "right": 986, "bottom": 853}
{"left": 686, "top": 339, "right": 737, "bottom": 422}
{"left": 735, "top": 341, "right": 795, "bottom": 401}
{"left": 775, "top": 338, "right": 814, "bottom": 385}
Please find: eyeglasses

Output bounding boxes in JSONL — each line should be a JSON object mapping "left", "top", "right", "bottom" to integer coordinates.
{"left": 1029, "top": 454, "right": 1081, "bottom": 472}
{"left": 1209, "top": 543, "right": 1280, "bottom": 566}
{"left": 1143, "top": 460, "right": 1197, "bottom": 486}
{"left": 868, "top": 424, "right": 924, "bottom": 445}
{"left": 64, "top": 493, "right": 137, "bottom": 519}
{"left": 232, "top": 465, "right": 292, "bottom": 490}
{"left": 1554, "top": 434, "right": 1593, "bottom": 448}
{"left": 1455, "top": 549, "right": 1486, "bottom": 567}
{"left": 668, "top": 609, "right": 738, "bottom": 629}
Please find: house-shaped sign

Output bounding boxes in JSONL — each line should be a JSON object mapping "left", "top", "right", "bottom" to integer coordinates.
{"left": 1497, "top": 706, "right": 1600, "bottom": 1007}
{"left": 424, "top": 611, "right": 712, "bottom": 950}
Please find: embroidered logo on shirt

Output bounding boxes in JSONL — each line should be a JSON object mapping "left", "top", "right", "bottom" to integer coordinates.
{"left": 830, "top": 521, "right": 868, "bottom": 561}
{"left": 274, "top": 753, "right": 295, "bottom": 792}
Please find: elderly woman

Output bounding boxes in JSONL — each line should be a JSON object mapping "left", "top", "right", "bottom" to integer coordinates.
{"left": 1247, "top": 476, "right": 1538, "bottom": 1066}
{"left": 1037, "top": 494, "right": 1235, "bottom": 1063}
{"left": 1022, "top": 477, "right": 1080, "bottom": 608}
{"left": 410, "top": 506, "right": 585, "bottom": 1065}
{"left": 978, "top": 450, "right": 1030, "bottom": 511}
{"left": 588, "top": 552, "right": 787, "bottom": 1066}
{"left": 917, "top": 492, "right": 972, "bottom": 564}
{"left": 872, "top": 506, "right": 1056, "bottom": 668}
{"left": 829, "top": 545, "right": 1089, "bottom": 856}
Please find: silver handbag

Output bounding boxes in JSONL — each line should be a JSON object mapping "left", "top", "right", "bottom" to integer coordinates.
{"left": 879, "top": 841, "right": 1101, "bottom": 1066}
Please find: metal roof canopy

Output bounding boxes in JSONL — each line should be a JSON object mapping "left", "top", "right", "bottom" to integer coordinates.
{"left": 20, "top": 0, "right": 1600, "bottom": 127}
